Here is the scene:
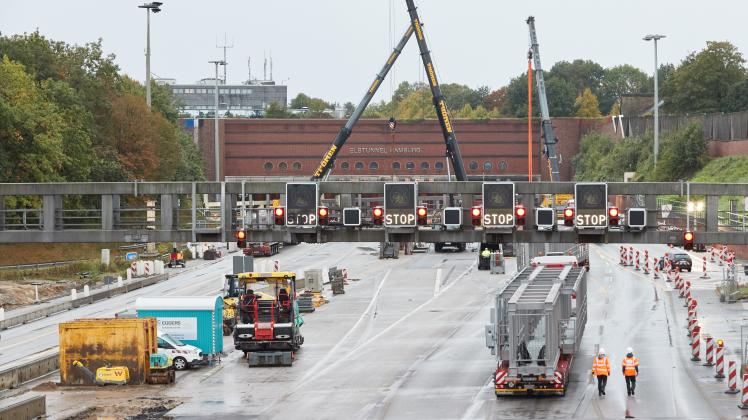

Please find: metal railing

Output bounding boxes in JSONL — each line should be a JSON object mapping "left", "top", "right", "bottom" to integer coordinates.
{"left": 0, "top": 208, "right": 42, "bottom": 230}
{"left": 57, "top": 208, "right": 102, "bottom": 229}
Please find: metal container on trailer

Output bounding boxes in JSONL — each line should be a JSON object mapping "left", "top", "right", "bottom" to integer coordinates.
{"left": 58, "top": 318, "right": 157, "bottom": 385}
{"left": 135, "top": 295, "right": 223, "bottom": 355}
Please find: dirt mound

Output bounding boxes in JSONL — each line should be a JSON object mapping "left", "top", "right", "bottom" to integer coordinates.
{"left": 31, "top": 381, "right": 58, "bottom": 391}
{"left": 0, "top": 280, "right": 73, "bottom": 308}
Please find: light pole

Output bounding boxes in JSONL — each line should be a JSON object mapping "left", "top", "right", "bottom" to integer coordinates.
{"left": 643, "top": 34, "right": 665, "bottom": 168}
{"left": 209, "top": 60, "right": 227, "bottom": 182}
{"left": 139, "top": 2, "right": 163, "bottom": 110}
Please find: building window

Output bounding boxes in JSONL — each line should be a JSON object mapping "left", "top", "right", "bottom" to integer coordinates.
{"left": 370, "top": 162, "right": 379, "bottom": 171}
{"left": 435, "top": 161, "right": 444, "bottom": 172}
{"left": 483, "top": 161, "right": 493, "bottom": 171}
{"left": 279, "top": 162, "right": 288, "bottom": 172}
{"left": 264, "top": 162, "right": 273, "bottom": 172}
{"left": 292, "top": 162, "right": 302, "bottom": 171}
{"left": 341, "top": 162, "right": 350, "bottom": 171}
{"left": 173, "top": 88, "right": 183, "bottom": 94}
{"left": 392, "top": 162, "right": 401, "bottom": 170}
{"left": 354, "top": 162, "right": 364, "bottom": 171}
{"left": 420, "top": 162, "right": 430, "bottom": 171}
{"left": 406, "top": 161, "right": 415, "bottom": 171}
{"left": 469, "top": 161, "right": 479, "bottom": 171}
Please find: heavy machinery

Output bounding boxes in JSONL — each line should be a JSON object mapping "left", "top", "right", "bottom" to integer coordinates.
{"left": 226, "top": 271, "right": 304, "bottom": 366}
{"left": 72, "top": 361, "right": 130, "bottom": 386}
{"left": 167, "top": 248, "right": 186, "bottom": 268}
{"left": 485, "top": 248, "right": 588, "bottom": 396}
{"left": 243, "top": 242, "right": 280, "bottom": 257}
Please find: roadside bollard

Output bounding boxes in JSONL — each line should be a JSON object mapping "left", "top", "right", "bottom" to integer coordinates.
{"left": 274, "top": 260, "right": 280, "bottom": 271}
{"left": 689, "top": 298, "right": 698, "bottom": 312}
{"left": 683, "top": 282, "right": 691, "bottom": 305}
{"left": 628, "top": 247, "right": 634, "bottom": 267}
{"left": 710, "top": 247, "right": 716, "bottom": 262}
{"left": 620, "top": 246, "right": 625, "bottom": 265}
{"left": 83, "top": 284, "right": 90, "bottom": 297}
{"left": 71, "top": 289, "right": 77, "bottom": 301}
{"left": 688, "top": 317, "right": 698, "bottom": 337}
{"left": 653, "top": 257, "right": 659, "bottom": 278}
{"left": 703, "top": 334, "right": 714, "bottom": 366}
{"left": 719, "top": 247, "right": 725, "bottom": 266}
{"left": 117, "top": 276, "right": 123, "bottom": 288}
{"left": 644, "top": 250, "right": 650, "bottom": 274}
{"left": 700, "top": 256, "right": 709, "bottom": 279}
{"left": 726, "top": 361, "right": 739, "bottom": 393}
{"left": 715, "top": 339, "right": 725, "bottom": 378}
{"left": 691, "top": 326, "right": 701, "bottom": 362}
{"left": 740, "top": 374, "right": 748, "bottom": 409}
{"left": 635, "top": 250, "right": 640, "bottom": 270}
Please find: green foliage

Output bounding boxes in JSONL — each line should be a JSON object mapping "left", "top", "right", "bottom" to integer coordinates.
{"left": 290, "top": 92, "right": 332, "bottom": 111}
{"left": 0, "top": 31, "right": 203, "bottom": 182}
{"left": 691, "top": 156, "right": 748, "bottom": 182}
{"left": 599, "top": 64, "right": 649, "bottom": 113}
{"left": 574, "top": 88, "right": 602, "bottom": 117}
{"left": 264, "top": 101, "right": 294, "bottom": 118}
{"left": 662, "top": 41, "right": 746, "bottom": 113}
{"left": 649, "top": 123, "right": 709, "bottom": 181}
{"left": 724, "top": 79, "right": 748, "bottom": 112}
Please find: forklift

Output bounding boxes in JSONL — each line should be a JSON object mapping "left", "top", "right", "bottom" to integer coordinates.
{"left": 225, "top": 271, "right": 304, "bottom": 366}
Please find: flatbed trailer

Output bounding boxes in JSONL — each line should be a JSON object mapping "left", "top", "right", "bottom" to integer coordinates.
{"left": 485, "top": 253, "right": 587, "bottom": 396}
{"left": 243, "top": 242, "right": 280, "bottom": 257}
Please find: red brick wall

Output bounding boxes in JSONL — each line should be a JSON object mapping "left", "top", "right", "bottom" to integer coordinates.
{"left": 708, "top": 139, "right": 748, "bottom": 157}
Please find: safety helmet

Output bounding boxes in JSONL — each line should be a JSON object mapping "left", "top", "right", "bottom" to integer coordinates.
{"left": 626, "top": 347, "right": 633, "bottom": 354}
{"left": 598, "top": 348, "right": 605, "bottom": 356}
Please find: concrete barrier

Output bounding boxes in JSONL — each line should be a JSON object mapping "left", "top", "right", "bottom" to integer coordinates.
{"left": 0, "top": 395, "right": 46, "bottom": 419}
{"left": 0, "top": 353, "right": 59, "bottom": 391}
{"left": 0, "top": 274, "right": 168, "bottom": 331}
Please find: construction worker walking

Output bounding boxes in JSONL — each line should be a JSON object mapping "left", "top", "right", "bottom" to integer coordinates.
{"left": 592, "top": 348, "right": 610, "bottom": 396}
{"left": 622, "top": 347, "right": 639, "bottom": 396}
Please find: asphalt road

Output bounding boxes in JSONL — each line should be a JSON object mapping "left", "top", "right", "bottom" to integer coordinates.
{"left": 165, "top": 243, "right": 736, "bottom": 419}
{"left": 0, "top": 243, "right": 368, "bottom": 368}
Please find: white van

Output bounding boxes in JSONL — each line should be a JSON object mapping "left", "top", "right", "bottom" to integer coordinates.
{"left": 157, "top": 331, "right": 205, "bottom": 370}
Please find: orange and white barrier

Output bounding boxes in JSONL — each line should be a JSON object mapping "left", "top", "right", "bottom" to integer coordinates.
{"left": 726, "top": 361, "right": 739, "bottom": 394}
{"left": 643, "top": 250, "right": 650, "bottom": 274}
{"left": 620, "top": 246, "right": 626, "bottom": 265}
{"left": 710, "top": 247, "right": 716, "bottom": 262}
{"left": 635, "top": 250, "right": 640, "bottom": 270}
{"left": 703, "top": 334, "right": 714, "bottom": 367}
{"left": 700, "top": 256, "right": 709, "bottom": 279}
{"left": 274, "top": 260, "right": 280, "bottom": 271}
{"left": 740, "top": 374, "right": 748, "bottom": 408}
{"left": 628, "top": 247, "right": 633, "bottom": 267}
{"left": 653, "top": 257, "right": 659, "bottom": 278}
{"left": 715, "top": 342, "right": 725, "bottom": 378}
{"left": 691, "top": 325, "right": 701, "bottom": 361}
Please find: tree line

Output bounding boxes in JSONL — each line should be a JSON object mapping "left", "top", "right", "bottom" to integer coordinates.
{"left": 0, "top": 32, "right": 204, "bottom": 184}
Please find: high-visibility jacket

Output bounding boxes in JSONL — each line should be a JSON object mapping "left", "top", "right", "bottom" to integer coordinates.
{"left": 481, "top": 249, "right": 491, "bottom": 258}
{"left": 592, "top": 356, "right": 610, "bottom": 376}
{"left": 622, "top": 356, "right": 639, "bottom": 376}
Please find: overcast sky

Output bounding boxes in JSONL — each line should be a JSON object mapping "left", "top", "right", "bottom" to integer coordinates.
{"left": 2, "top": 0, "right": 747, "bottom": 105}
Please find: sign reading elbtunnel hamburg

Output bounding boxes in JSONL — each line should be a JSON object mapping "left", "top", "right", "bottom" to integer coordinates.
{"left": 574, "top": 183, "right": 608, "bottom": 228}
{"left": 482, "top": 182, "right": 515, "bottom": 227}
{"left": 286, "top": 183, "right": 318, "bottom": 226}
{"left": 384, "top": 183, "right": 417, "bottom": 227}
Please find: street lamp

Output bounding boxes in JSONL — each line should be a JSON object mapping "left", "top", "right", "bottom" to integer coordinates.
{"left": 138, "top": 2, "right": 163, "bottom": 110}
{"left": 643, "top": 34, "right": 665, "bottom": 168}
{"left": 209, "top": 60, "right": 227, "bottom": 182}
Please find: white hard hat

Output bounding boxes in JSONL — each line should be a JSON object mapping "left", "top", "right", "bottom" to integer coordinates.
{"left": 626, "top": 347, "right": 633, "bottom": 354}
{"left": 598, "top": 348, "right": 605, "bottom": 356}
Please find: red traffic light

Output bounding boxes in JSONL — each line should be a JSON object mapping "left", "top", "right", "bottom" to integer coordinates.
{"left": 372, "top": 207, "right": 384, "bottom": 225}
{"left": 236, "top": 230, "right": 246, "bottom": 240}
{"left": 684, "top": 231, "right": 694, "bottom": 250}
{"left": 273, "top": 207, "right": 285, "bottom": 225}
{"left": 236, "top": 229, "right": 247, "bottom": 248}
{"left": 563, "top": 207, "right": 574, "bottom": 227}
{"left": 684, "top": 231, "right": 694, "bottom": 241}
{"left": 515, "top": 205, "right": 526, "bottom": 226}
{"left": 318, "top": 206, "right": 329, "bottom": 225}
{"left": 608, "top": 207, "right": 618, "bottom": 217}
{"left": 417, "top": 206, "right": 428, "bottom": 226}
{"left": 608, "top": 206, "right": 619, "bottom": 226}
{"left": 471, "top": 206, "right": 482, "bottom": 226}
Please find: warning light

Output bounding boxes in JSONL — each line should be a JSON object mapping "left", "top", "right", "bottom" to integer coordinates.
{"left": 515, "top": 205, "right": 526, "bottom": 226}
{"left": 273, "top": 207, "right": 285, "bottom": 225}
{"left": 318, "top": 206, "right": 329, "bottom": 225}
{"left": 716, "top": 339, "right": 724, "bottom": 347}
{"left": 471, "top": 206, "right": 482, "bottom": 226}
{"left": 608, "top": 207, "right": 619, "bottom": 226}
{"left": 563, "top": 208, "right": 574, "bottom": 227}
{"left": 416, "top": 206, "right": 428, "bottom": 226}
{"left": 684, "top": 231, "right": 694, "bottom": 250}
{"left": 236, "top": 229, "right": 247, "bottom": 248}
{"left": 372, "top": 206, "right": 384, "bottom": 225}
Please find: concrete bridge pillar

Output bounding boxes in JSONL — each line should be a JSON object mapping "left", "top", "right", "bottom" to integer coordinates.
{"left": 706, "top": 195, "right": 719, "bottom": 232}
{"left": 101, "top": 195, "right": 114, "bottom": 231}
{"left": 646, "top": 194, "right": 658, "bottom": 230}
{"left": 224, "top": 192, "right": 238, "bottom": 239}
{"left": 43, "top": 195, "right": 58, "bottom": 232}
{"left": 160, "top": 194, "right": 174, "bottom": 231}
{"left": 520, "top": 193, "right": 536, "bottom": 228}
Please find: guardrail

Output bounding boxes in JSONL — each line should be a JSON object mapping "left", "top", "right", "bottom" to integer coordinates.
{"left": 0, "top": 395, "right": 46, "bottom": 418}
{"left": 0, "top": 273, "right": 168, "bottom": 331}
{"left": 0, "top": 259, "right": 92, "bottom": 272}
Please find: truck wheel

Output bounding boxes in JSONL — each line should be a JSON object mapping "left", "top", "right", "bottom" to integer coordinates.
{"left": 173, "top": 357, "right": 188, "bottom": 371}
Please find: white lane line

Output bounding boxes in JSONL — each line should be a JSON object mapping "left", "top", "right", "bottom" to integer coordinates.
{"left": 434, "top": 268, "right": 442, "bottom": 296}
{"left": 292, "top": 269, "right": 391, "bottom": 388}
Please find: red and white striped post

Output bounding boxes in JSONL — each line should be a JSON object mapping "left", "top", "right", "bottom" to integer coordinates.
{"left": 343, "top": 268, "right": 349, "bottom": 284}
{"left": 687, "top": 310, "right": 697, "bottom": 333}
{"left": 628, "top": 246, "right": 634, "bottom": 266}
{"left": 703, "top": 334, "right": 714, "bottom": 366}
{"left": 719, "top": 247, "right": 726, "bottom": 266}
{"left": 683, "top": 282, "right": 692, "bottom": 306}
{"left": 688, "top": 318, "right": 698, "bottom": 338}
{"left": 726, "top": 360, "right": 739, "bottom": 394}
{"left": 653, "top": 257, "right": 659, "bottom": 278}
{"left": 715, "top": 341, "right": 725, "bottom": 378}
{"left": 710, "top": 247, "right": 716, "bottom": 262}
{"left": 644, "top": 250, "right": 650, "bottom": 274}
{"left": 700, "top": 256, "right": 709, "bottom": 279}
{"left": 620, "top": 246, "right": 625, "bottom": 265}
{"left": 689, "top": 298, "right": 698, "bottom": 312}
{"left": 635, "top": 250, "right": 640, "bottom": 270}
{"left": 740, "top": 374, "right": 748, "bottom": 409}
{"left": 273, "top": 260, "right": 279, "bottom": 271}
{"left": 691, "top": 325, "right": 701, "bottom": 361}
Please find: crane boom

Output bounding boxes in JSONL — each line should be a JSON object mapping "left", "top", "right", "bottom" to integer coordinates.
{"left": 405, "top": 0, "right": 467, "bottom": 181}
{"left": 311, "top": 25, "right": 415, "bottom": 181}
{"left": 526, "top": 16, "right": 560, "bottom": 182}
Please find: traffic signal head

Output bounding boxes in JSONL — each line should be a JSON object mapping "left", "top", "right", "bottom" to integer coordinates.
{"left": 236, "top": 229, "right": 247, "bottom": 248}
{"left": 563, "top": 207, "right": 574, "bottom": 227}
{"left": 471, "top": 206, "right": 482, "bottom": 226}
{"left": 684, "top": 231, "right": 694, "bottom": 250}
{"left": 372, "top": 206, "right": 384, "bottom": 225}
{"left": 416, "top": 206, "right": 428, "bottom": 226}
{"left": 273, "top": 207, "right": 285, "bottom": 225}
{"left": 318, "top": 206, "right": 329, "bottom": 226}
{"left": 608, "top": 207, "right": 619, "bottom": 226}
{"left": 515, "top": 205, "right": 526, "bottom": 226}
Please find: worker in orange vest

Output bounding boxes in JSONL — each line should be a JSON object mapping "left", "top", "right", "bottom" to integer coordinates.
{"left": 591, "top": 348, "right": 610, "bottom": 396}
{"left": 622, "top": 347, "right": 639, "bottom": 396}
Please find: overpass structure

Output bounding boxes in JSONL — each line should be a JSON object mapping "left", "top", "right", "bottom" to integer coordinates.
{"left": 0, "top": 181, "right": 746, "bottom": 244}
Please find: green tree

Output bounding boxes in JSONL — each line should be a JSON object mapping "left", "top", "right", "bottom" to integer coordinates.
{"left": 724, "top": 78, "right": 748, "bottom": 112}
{"left": 574, "top": 88, "right": 602, "bottom": 117}
{"left": 343, "top": 101, "right": 355, "bottom": 116}
{"left": 650, "top": 123, "right": 708, "bottom": 181}
{"left": 662, "top": 41, "right": 746, "bottom": 113}
{"left": 599, "top": 65, "right": 650, "bottom": 114}
{"left": 572, "top": 133, "right": 614, "bottom": 181}
{"left": 265, "top": 101, "right": 292, "bottom": 118}
{"left": 395, "top": 87, "right": 432, "bottom": 119}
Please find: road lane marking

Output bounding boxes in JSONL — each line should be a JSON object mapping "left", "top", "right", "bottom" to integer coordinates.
{"left": 434, "top": 268, "right": 442, "bottom": 296}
